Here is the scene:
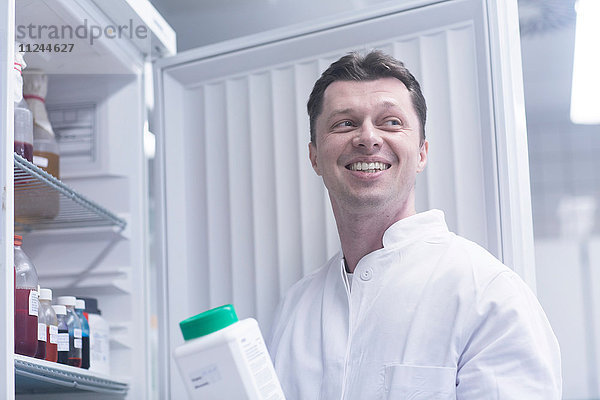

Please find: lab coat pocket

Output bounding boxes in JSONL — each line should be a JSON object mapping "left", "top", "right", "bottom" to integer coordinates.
{"left": 383, "top": 364, "right": 456, "bottom": 400}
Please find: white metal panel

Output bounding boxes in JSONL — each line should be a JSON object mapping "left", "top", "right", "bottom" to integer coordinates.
{"left": 486, "top": 0, "right": 536, "bottom": 288}
{"left": 154, "top": 0, "right": 530, "bottom": 396}
{"left": 0, "top": 1, "right": 15, "bottom": 398}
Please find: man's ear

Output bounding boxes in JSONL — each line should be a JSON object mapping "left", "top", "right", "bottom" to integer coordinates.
{"left": 416, "top": 140, "right": 428, "bottom": 173}
{"left": 309, "top": 142, "right": 322, "bottom": 176}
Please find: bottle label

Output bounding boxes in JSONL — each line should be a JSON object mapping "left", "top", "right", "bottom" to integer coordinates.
{"left": 187, "top": 364, "right": 221, "bottom": 391}
{"left": 50, "top": 325, "right": 58, "bottom": 344}
{"left": 29, "top": 290, "right": 39, "bottom": 317}
{"left": 57, "top": 333, "right": 69, "bottom": 351}
{"left": 33, "top": 155, "right": 49, "bottom": 168}
{"left": 238, "top": 325, "right": 286, "bottom": 399}
{"left": 38, "top": 323, "right": 47, "bottom": 342}
{"left": 74, "top": 338, "right": 82, "bottom": 349}
{"left": 74, "top": 328, "right": 82, "bottom": 339}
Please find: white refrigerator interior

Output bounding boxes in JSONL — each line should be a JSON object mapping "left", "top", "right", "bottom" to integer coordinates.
{"left": 0, "top": 0, "right": 531, "bottom": 399}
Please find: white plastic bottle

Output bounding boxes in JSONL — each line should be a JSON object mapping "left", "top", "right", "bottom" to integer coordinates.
{"left": 84, "top": 298, "right": 110, "bottom": 375}
{"left": 174, "top": 304, "right": 285, "bottom": 400}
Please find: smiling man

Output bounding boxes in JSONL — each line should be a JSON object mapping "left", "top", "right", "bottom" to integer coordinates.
{"left": 268, "top": 51, "right": 561, "bottom": 399}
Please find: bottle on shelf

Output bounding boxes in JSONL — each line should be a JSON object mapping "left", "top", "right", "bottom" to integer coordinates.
{"left": 17, "top": 70, "right": 60, "bottom": 223}
{"left": 33, "top": 292, "right": 47, "bottom": 359}
{"left": 39, "top": 288, "right": 58, "bottom": 362}
{"left": 13, "top": 45, "right": 33, "bottom": 163}
{"left": 56, "top": 296, "right": 82, "bottom": 368}
{"left": 14, "top": 235, "right": 39, "bottom": 357}
{"left": 75, "top": 299, "right": 90, "bottom": 369}
{"left": 52, "top": 305, "right": 69, "bottom": 365}
{"left": 80, "top": 297, "right": 110, "bottom": 374}
{"left": 23, "top": 71, "right": 60, "bottom": 180}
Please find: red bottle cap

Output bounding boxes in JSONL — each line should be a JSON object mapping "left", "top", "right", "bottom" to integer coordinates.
{"left": 14, "top": 235, "right": 22, "bottom": 246}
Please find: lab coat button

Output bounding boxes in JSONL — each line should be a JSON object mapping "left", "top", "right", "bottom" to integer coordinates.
{"left": 360, "top": 269, "right": 373, "bottom": 281}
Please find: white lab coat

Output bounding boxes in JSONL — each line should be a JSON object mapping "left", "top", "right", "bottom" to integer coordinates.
{"left": 268, "top": 210, "right": 561, "bottom": 400}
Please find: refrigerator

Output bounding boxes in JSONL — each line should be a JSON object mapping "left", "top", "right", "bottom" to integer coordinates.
{"left": 1, "top": 0, "right": 534, "bottom": 398}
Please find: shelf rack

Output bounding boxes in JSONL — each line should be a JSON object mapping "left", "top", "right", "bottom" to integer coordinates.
{"left": 13, "top": 153, "right": 127, "bottom": 232}
{"left": 15, "top": 355, "right": 129, "bottom": 395}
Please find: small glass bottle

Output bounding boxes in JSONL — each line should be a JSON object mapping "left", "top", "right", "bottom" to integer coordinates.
{"left": 39, "top": 289, "right": 58, "bottom": 362}
{"left": 56, "top": 296, "right": 82, "bottom": 367}
{"left": 33, "top": 290, "right": 47, "bottom": 359}
{"left": 14, "top": 235, "right": 39, "bottom": 357}
{"left": 75, "top": 299, "right": 90, "bottom": 369}
{"left": 52, "top": 305, "right": 69, "bottom": 365}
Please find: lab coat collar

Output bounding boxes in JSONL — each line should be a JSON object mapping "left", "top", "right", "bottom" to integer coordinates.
{"left": 381, "top": 209, "right": 449, "bottom": 249}
{"left": 338, "top": 209, "right": 449, "bottom": 283}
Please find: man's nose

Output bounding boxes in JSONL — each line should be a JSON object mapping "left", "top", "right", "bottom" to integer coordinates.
{"left": 353, "top": 121, "right": 383, "bottom": 151}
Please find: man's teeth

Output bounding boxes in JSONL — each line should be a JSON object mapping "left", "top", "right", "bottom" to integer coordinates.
{"left": 348, "top": 161, "right": 390, "bottom": 172}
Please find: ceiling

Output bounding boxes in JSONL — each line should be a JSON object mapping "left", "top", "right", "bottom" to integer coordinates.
{"left": 149, "top": 0, "right": 578, "bottom": 125}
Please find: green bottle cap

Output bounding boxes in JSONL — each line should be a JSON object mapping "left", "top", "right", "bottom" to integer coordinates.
{"left": 179, "top": 304, "right": 239, "bottom": 341}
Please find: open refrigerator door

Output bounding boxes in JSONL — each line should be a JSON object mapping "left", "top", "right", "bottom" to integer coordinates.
{"left": 1, "top": 0, "right": 175, "bottom": 399}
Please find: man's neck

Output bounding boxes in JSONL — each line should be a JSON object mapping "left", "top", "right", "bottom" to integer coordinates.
{"left": 334, "top": 202, "right": 415, "bottom": 273}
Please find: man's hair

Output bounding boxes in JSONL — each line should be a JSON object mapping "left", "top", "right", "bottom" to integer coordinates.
{"left": 307, "top": 50, "right": 427, "bottom": 146}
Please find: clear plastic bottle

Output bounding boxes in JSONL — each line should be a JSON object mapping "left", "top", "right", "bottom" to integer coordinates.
{"left": 75, "top": 299, "right": 90, "bottom": 369}
{"left": 13, "top": 46, "right": 33, "bottom": 162}
{"left": 56, "top": 296, "right": 82, "bottom": 367}
{"left": 14, "top": 235, "right": 39, "bottom": 357}
{"left": 39, "top": 289, "right": 58, "bottom": 362}
{"left": 14, "top": 104, "right": 33, "bottom": 162}
{"left": 22, "top": 70, "right": 60, "bottom": 220}
{"left": 52, "top": 305, "right": 69, "bottom": 365}
{"left": 13, "top": 43, "right": 33, "bottom": 162}
{"left": 23, "top": 71, "right": 60, "bottom": 179}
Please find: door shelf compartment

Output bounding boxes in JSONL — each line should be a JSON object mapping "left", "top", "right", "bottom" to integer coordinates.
{"left": 15, "top": 355, "right": 129, "bottom": 395}
{"left": 14, "top": 154, "right": 127, "bottom": 232}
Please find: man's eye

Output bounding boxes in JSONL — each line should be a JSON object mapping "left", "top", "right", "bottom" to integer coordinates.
{"left": 383, "top": 119, "right": 402, "bottom": 126}
{"left": 334, "top": 121, "right": 354, "bottom": 128}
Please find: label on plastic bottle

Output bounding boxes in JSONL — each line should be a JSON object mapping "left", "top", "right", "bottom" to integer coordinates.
{"left": 74, "top": 328, "right": 82, "bottom": 338}
{"left": 75, "top": 338, "right": 82, "bottom": 349}
{"left": 33, "top": 155, "right": 49, "bottom": 168}
{"left": 29, "top": 290, "right": 39, "bottom": 316}
{"left": 58, "top": 333, "right": 69, "bottom": 351}
{"left": 38, "top": 323, "right": 47, "bottom": 342}
{"left": 49, "top": 325, "right": 58, "bottom": 344}
{"left": 238, "top": 329, "right": 285, "bottom": 399}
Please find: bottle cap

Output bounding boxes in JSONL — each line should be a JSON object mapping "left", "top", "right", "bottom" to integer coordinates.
{"left": 75, "top": 299, "right": 85, "bottom": 310}
{"left": 79, "top": 297, "right": 101, "bottom": 315}
{"left": 14, "top": 235, "right": 23, "bottom": 246}
{"left": 39, "top": 288, "right": 52, "bottom": 301}
{"left": 52, "top": 305, "right": 66, "bottom": 315}
{"left": 179, "top": 304, "right": 239, "bottom": 341}
{"left": 56, "top": 296, "right": 76, "bottom": 307}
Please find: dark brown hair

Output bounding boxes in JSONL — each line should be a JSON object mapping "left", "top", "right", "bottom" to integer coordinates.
{"left": 307, "top": 51, "right": 426, "bottom": 145}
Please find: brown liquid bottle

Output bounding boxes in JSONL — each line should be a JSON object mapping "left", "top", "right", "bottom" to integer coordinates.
{"left": 14, "top": 235, "right": 39, "bottom": 357}
{"left": 20, "top": 71, "right": 60, "bottom": 222}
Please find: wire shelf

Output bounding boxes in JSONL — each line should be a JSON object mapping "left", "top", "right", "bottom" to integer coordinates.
{"left": 14, "top": 153, "right": 127, "bottom": 232}
{"left": 15, "top": 355, "right": 129, "bottom": 395}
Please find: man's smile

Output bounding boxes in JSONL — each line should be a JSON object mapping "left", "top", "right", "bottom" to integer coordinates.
{"left": 345, "top": 161, "right": 391, "bottom": 172}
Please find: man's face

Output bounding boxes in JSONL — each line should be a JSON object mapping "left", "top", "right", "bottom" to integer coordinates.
{"left": 309, "top": 78, "right": 428, "bottom": 214}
